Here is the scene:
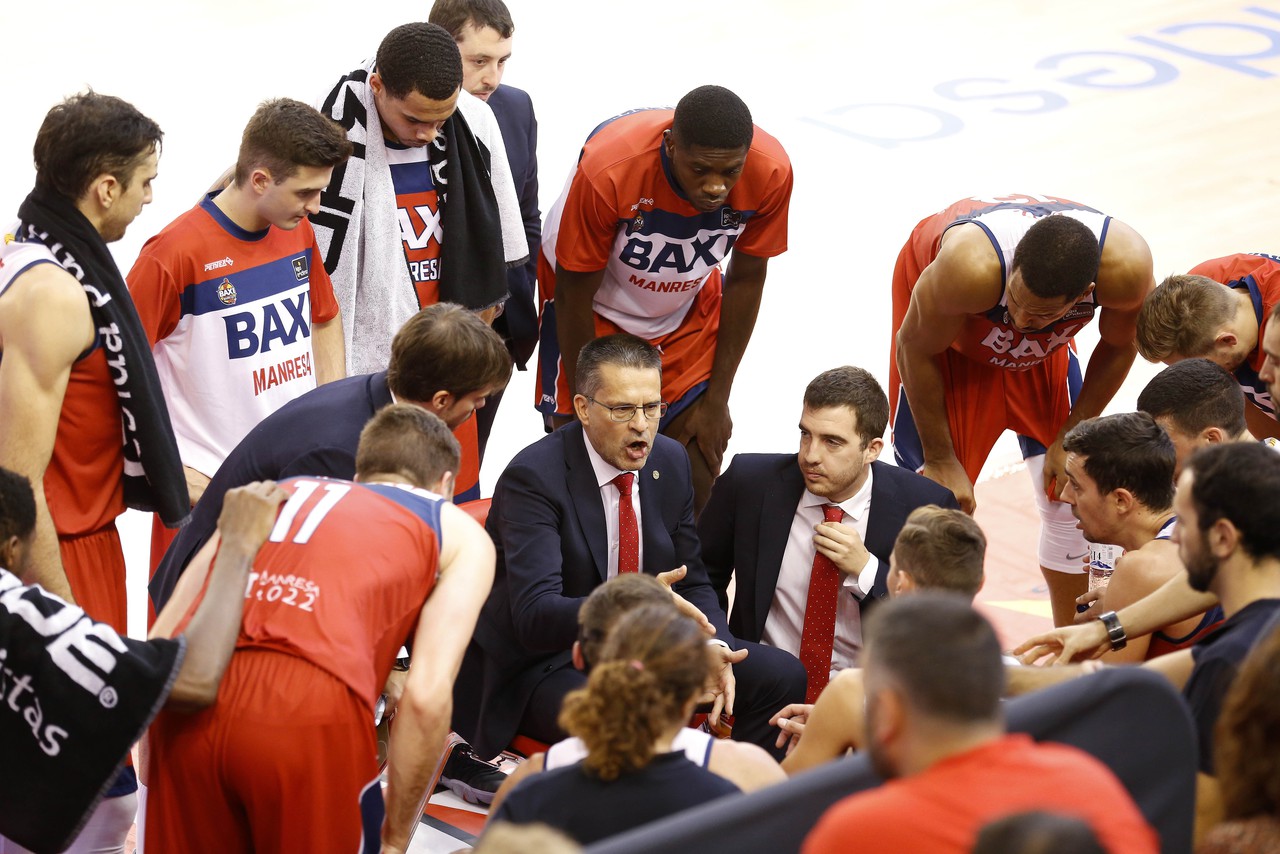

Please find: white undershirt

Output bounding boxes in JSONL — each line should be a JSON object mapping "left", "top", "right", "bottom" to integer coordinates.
{"left": 762, "top": 467, "right": 879, "bottom": 674}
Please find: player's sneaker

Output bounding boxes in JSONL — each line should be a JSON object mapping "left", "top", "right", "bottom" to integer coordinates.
{"left": 439, "top": 743, "right": 506, "bottom": 805}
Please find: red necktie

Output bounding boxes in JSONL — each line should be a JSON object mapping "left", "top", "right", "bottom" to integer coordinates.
{"left": 613, "top": 473, "right": 638, "bottom": 574}
{"left": 799, "top": 504, "right": 845, "bottom": 704}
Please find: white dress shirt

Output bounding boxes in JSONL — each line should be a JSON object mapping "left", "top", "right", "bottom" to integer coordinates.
{"left": 583, "top": 432, "right": 644, "bottom": 578}
{"left": 762, "top": 467, "right": 879, "bottom": 675}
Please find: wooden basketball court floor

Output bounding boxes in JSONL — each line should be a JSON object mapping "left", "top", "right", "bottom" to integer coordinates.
{"left": 5, "top": 0, "right": 1279, "bottom": 849}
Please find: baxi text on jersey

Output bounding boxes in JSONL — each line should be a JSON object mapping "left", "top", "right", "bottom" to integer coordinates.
{"left": 981, "top": 323, "right": 1084, "bottom": 368}
{"left": 618, "top": 232, "right": 738, "bottom": 274}
{"left": 253, "top": 353, "right": 312, "bottom": 396}
{"left": 223, "top": 292, "right": 311, "bottom": 359}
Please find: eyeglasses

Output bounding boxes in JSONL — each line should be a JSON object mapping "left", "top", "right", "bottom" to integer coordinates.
{"left": 587, "top": 398, "right": 669, "bottom": 422}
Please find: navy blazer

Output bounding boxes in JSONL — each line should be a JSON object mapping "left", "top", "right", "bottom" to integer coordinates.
{"left": 487, "top": 84, "right": 539, "bottom": 368}
{"left": 458, "top": 422, "right": 733, "bottom": 756}
{"left": 698, "top": 455, "right": 958, "bottom": 643}
{"left": 148, "top": 371, "right": 394, "bottom": 609}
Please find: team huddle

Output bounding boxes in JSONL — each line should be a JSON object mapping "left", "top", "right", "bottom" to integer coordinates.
{"left": 2, "top": 1, "right": 1280, "bottom": 852}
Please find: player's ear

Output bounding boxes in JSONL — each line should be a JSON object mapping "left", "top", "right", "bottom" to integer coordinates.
{"left": 429, "top": 390, "right": 453, "bottom": 414}
{"left": 435, "top": 470, "right": 455, "bottom": 501}
{"left": 1213, "top": 329, "right": 1239, "bottom": 352}
{"left": 1202, "top": 427, "right": 1226, "bottom": 446}
{"left": 866, "top": 437, "right": 884, "bottom": 462}
{"left": 572, "top": 641, "right": 586, "bottom": 671}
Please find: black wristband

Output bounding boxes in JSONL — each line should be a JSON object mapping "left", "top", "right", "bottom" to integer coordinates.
{"left": 1097, "top": 610, "right": 1127, "bottom": 652}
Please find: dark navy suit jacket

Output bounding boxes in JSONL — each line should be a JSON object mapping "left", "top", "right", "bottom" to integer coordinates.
{"left": 456, "top": 423, "right": 733, "bottom": 756}
{"left": 698, "top": 455, "right": 958, "bottom": 643}
{"left": 148, "top": 371, "right": 394, "bottom": 609}
{"left": 487, "top": 84, "right": 539, "bottom": 368}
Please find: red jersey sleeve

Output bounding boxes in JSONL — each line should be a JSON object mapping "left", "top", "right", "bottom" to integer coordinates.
{"left": 554, "top": 169, "right": 623, "bottom": 273}
{"left": 305, "top": 225, "right": 340, "bottom": 324}
{"left": 731, "top": 134, "right": 793, "bottom": 259}
{"left": 126, "top": 249, "right": 183, "bottom": 346}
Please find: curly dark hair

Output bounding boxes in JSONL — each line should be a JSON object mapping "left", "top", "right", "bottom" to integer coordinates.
{"left": 0, "top": 467, "right": 36, "bottom": 547}
{"left": 376, "top": 22, "right": 463, "bottom": 100}
{"left": 559, "top": 604, "right": 710, "bottom": 782}
{"left": 33, "top": 91, "right": 162, "bottom": 200}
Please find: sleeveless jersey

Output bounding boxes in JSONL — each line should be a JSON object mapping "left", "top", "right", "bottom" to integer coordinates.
{"left": 127, "top": 195, "right": 340, "bottom": 477}
{"left": 542, "top": 727, "right": 713, "bottom": 771}
{"left": 0, "top": 235, "right": 124, "bottom": 535}
{"left": 931, "top": 195, "right": 1110, "bottom": 371}
{"left": 387, "top": 143, "right": 443, "bottom": 308}
{"left": 543, "top": 109, "right": 791, "bottom": 338}
{"left": 1146, "top": 515, "right": 1225, "bottom": 659}
{"left": 1186, "top": 253, "right": 1280, "bottom": 418}
{"left": 235, "top": 477, "right": 443, "bottom": 711}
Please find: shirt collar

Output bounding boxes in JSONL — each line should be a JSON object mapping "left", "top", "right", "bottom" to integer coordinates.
{"left": 583, "top": 430, "right": 637, "bottom": 490}
{"left": 801, "top": 465, "right": 874, "bottom": 522}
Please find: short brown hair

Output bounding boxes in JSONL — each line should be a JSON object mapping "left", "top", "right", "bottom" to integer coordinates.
{"left": 1137, "top": 275, "right": 1236, "bottom": 363}
{"left": 355, "top": 403, "right": 460, "bottom": 488}
{"left": 429, "top": 0, "right": 515, "bottom": 39}
{"left": 387, "top": 303, "right": 512, "bottom": 403}
{"left": 892, "top": 506, "right": 986, "bottom": 598}
{"left": 33, "top": 91, "right": 162, "bottom": 200}
{"left": 233, "top": 98, "right": 352, "bottom": 187}
{"left": 577, "top": 575, "right": 674, "bottom": 668}
{"left": 803, "top": 366, "right": 889, "bottom": 447}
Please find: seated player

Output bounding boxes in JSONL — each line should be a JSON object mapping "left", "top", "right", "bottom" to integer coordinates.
{"left": 1013, "top": 443, "right": 1280, "bottom": 841}
{"left": 1061, "top": 413, "right": 1222, "bottom": 660}
{"left": 485, "top": 604, "right": 743, "bottom": 846}
{"left": 145, "top": 405, "right": 496, "bottom": 854}
{"left": 802, "top": 595, "right": 1158, "bottom": 854}
{"left": 0, "top": 467, "right": 284, "bottom": 854}
{"left": 490, "top": 574, "right": 785, "bottom": 812}
{"left": 770, "top": 505, "right": 986, "bottom": 774}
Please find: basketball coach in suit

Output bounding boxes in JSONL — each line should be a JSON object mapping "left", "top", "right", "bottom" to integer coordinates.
{"left": 454, "top": 334, "right": 805, "bottom": 760}
{"left": 698, "top": 366, "right": 958, "bottom": 704}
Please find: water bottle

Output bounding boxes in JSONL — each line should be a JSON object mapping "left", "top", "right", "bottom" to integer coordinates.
{"left": 1088, "top": 543, "right": 1122, "bottom": 591}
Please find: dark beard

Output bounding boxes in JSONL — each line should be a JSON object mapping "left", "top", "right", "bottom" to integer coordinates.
{"left": 1185, "top": 555, "right": 1219, "bottom": 593}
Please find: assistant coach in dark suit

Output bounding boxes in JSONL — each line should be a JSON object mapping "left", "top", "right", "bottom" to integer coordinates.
{"left": 699, "top": 366, "right": 958, "bottom": 702}
{"left": 148, "top": 304, "right": 511, "bottom": 609}
{"left": 455, "top": 334, "right": 804, "bottom": 760}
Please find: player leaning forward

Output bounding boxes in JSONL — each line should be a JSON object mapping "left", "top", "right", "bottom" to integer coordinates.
{"left": 890, "top": 194, "right": 1154, "bottom": 626}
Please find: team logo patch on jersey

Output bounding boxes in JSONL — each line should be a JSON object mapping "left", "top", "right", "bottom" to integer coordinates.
{"left": 721, "top": 208, "right": 741, "bottom": 228}
{"left": 217, "top": 278, "right": 237, "bottom": 306}
{"left": 628, "top": 212, "right": 646, "bottom": 235}
{"left": 292, "top": 255, "right": 309, "bottom": 282}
